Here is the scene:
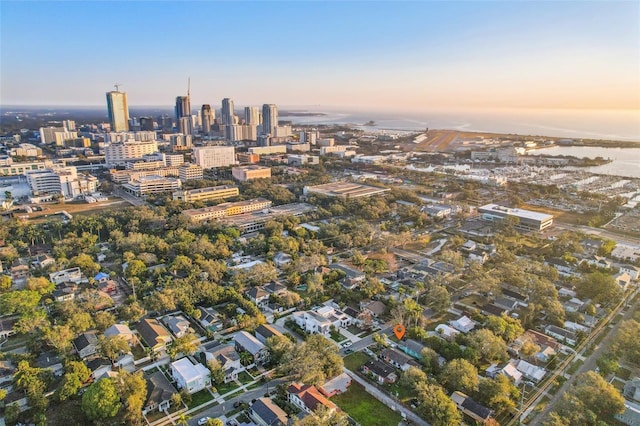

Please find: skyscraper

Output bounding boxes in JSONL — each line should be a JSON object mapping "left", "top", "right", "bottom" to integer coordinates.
{"left": 106, "top": 91, "right": 130, "bottom": 132}
{"left": 175, "top": 96, "right": 191, "bottom": 134}
{"left": 245, "top": 106, "right": 261, "bottom": 126}
{"left": 262, "top": 104, "right": 278, "bottom": 135}
{"left": 201, "top": 104, "right": 214, "bottom": 134}
{"left": 221, "top": 98, "right": 235, "bottom": 126}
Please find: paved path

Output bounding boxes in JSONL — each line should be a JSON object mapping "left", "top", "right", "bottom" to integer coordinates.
{"left": 343, "top": 367, "right": 429, "bottom": 426}
{"left": 529, "top": 291, "right": 639, "bottom": 425}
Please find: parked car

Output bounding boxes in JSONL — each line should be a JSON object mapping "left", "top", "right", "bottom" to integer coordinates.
{"left": 198, "top": 417, "right": 212, "bottom": 425}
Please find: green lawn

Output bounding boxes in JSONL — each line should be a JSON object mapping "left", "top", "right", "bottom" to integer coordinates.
{"left": 238, "top": 371, "right": 254, "bottom": 384}
{"left": 188, "top": 389, "right": 214, "bottom": 409}
{"left": 332, "top": 382, "right": 403, "bottom": 426}
{"left": 330, "top": 329, "right": 346, "bottom": 343}
{"left": 344, "top": 351, "right": 371, "bottom": 371}
{"left": 215, "top": 380, "right": 240, "bottom": 395}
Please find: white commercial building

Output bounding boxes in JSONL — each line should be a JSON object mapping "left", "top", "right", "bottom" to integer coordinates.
{"left": 122, "top": 176, "right": 182, "bottom": 197}
{"left": 26, "top": 166, "right": 98, "bottom": 199}
{"left": 104, "top": 140, "right": 159, "bottom": 166}
{"left": 178, "top": 163, "right": 203, "bottom": 181}
{"left": 192, "top": 146, "right": 236, "bottom": 169}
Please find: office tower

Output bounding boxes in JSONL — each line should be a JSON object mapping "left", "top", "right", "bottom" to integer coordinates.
{"left": 140, "top": 117, "right": 155, "bottom": 131}
{"left": 245, "top": 106, "right": 261, "bottom": 126}
{"left": 175, "top": 96, "right": 191, "bottom": 134}
{"left": 262, "top": 104, "right": 278, "bottom": 135}
{"left": 106, "top": 90, "right": 130, "bottom": 132}
{"left": 179, "top": 117, "right": 193, "bottom": 136}
{"left": 201, "top": 105, "right": 213, "bottom": 134}
{"left": 62, "top": 120, "right": 76, "bottom": 131}
{"left": 221, "top": 98, "right": 234, "bottom": 125}
{"left": 158, "top": 115, "right": 173, "bottom": 131}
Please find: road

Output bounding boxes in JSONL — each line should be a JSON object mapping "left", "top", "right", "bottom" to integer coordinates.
{"left": 179, "top": 377, "right": 289, "bottom": 426}
{"left": 529, "top": 292, "right": 639, "bottom": 425}
{"left": 344, "top": 367, "right": 429, "bottom": 426}
{"left": 111, "top": 185, "right": 147, "bottom": 206}
{"left": 555, "top": 222, "right": 640, "bottom": 246}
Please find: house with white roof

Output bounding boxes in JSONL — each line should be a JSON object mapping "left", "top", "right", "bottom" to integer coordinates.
{"left": 515, "top": 360, "right": 546, "bottom": 382}
{"left": 49, "top": 267, "right": 86, "bottom": 285}
{"left": 615, "top": 272, "right": 632, "bottom": 290}
{"left": 486, "top": 362, "right": 522, "bottom": 385}
{"left": 449, "top": 315, "right": 475, "bottom": 333}
{"left": 170, "top": 357, "right": 211, "bottom": 394}
{"left": 104, "top": 323, "right": 136, "bottom": 346}
{"left": 434, "top": 324, "right": 460, "bottom": 341}
{"left": 162, "top": 314, "right": 192, "bottom": 338}
{"left": 620, "top": 265, "right": 640, "bottom": 281}
{"left": 292, "top": 311, "right": 332, "bottom": 336}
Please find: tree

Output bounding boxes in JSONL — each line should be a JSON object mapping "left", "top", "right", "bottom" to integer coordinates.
{"left": 485, "top": 314, "right": 524, "bottom": 343}
{"left": 26, "top": 277, "right": 55, "bottom": 295}
{"left": 596, "top": 353, "right": 619, "bottom": 377}
{"left": 176, "top": 413, "right": 191, "bottom": 426}
{"left": 0, "top": 289, "right": 41, "bottom": 314}
{"left": 206, "top": 419, "right": 224, "bottom": 426}
{"left": 612, "top": 319, "right": 640, "bottom": 366}
{"left": 466, "top": 329, "right": 509, "bottom": 363}
{"left": 292, "top": 405, "right": 349, "bottom": 425}
{"left": 439, "top": 358, "right": 479, "bottom": 394}
{"left": 58, "top": 361, "right": 91, "bottom": 401}
{"left": 577, "top": 272, "right": 621, "bottom": 304}
{"left": 279, "top": 335, "right": 344, "bottom": 386}
{"left": 114, "top": 371, "right": 148, "bottom": 425}
{"left": 424, "top": 285, "right": 451, "bottom": 313}
{"left": 400, "top": 366, "right": 428, "bottom": 390}
{"left": 167, "top": 333, "right": 199, "bottom": 360}
{"left": 0, "top": 274, "right": 12, "bottom": 292}
{"left": 414, "top": 382, "right": 462, "bottom": 426}
{"left": 476, "top": 375, "right": 520, "bottom": 416}
{"left": 98, "top": 335, "right": 130, "bottom": 364}
{"left": 207, "top": 358, "right": 226, "bottom": 386}
{"left": 70, "top": 253, "right": 101, "bottom": 276}
{"left": 420, "top": 347, "right": 440, "bottom": 374}
{"left": 94, "top": 310, "right": 116, "bottom": 332}
{"left": 265, "top": 334, "right": 294, "bottom": 365}
{"left": 82, "top": 378, "right": 122, "bottom": 422}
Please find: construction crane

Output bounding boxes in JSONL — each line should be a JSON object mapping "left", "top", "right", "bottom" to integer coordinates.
{"left": 114, "top": 82, "right": 123, "bottom": 92}
{"left": 187, "top": 77, "right": 190, "bottom": 97}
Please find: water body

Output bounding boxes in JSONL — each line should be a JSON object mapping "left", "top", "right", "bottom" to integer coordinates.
{"left": 529, "top": 146, "right": 640, "bottom": 178}
{"left": 287, "top": 108, "right": 640, "bottom": 142}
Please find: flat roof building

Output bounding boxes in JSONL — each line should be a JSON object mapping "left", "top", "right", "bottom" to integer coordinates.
{"left": 303, "top": 182, "right": 390, "bottom": 199}
{"left": 232, "top": 165, "right": 271, "bottom": 181}
{"left": 478, "top": 203, "right": 553, "bottom": 232}
{"left": 182, "top": 198, "right": 272, "bottom": 222}
{"left": 192, "top": 146, "right": 236, "bottom": 169}
{"left": 173, "top": 185, "right": 239, "bottom": 202}
{"left": 122, "top": 175, "right": 182, "bottom": 197}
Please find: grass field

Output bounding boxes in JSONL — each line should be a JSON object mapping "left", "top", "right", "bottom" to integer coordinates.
{"left": 331, "top": 382, "right": 403, "bottom": 426}
{"left": 344, "top": 351, "right": 371, "bottom": 371}
{"left": 188, "top": 389, "right": 214, "bottom": 409}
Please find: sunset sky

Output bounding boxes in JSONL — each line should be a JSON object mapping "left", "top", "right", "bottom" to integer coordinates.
{"left": 1, "top": 1, "right": 638, "bottom": 111}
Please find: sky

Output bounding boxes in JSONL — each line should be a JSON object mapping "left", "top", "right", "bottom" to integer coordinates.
{"left": 1, "top": 1, "right": 639, "bottom": 112}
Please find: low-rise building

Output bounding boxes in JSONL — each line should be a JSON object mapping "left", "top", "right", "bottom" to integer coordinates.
{"left": 233, "top": 331, "right": 268, "bottom": 365}
{"left": 170, "top": 357, "right": 211, "bottom": 394}
{"left": 172, "top": 185, "right": 239, "bottom": 202}
{"left": 362, "top": 359, "right": 397, "bottom": 384}
{"left": 143, "top": 370, "right": 178, "bottom": 415}
{"left": 379, "top": 348, "right": 414, "bottom": 371}
{"left": 122, "top": 175, "right": 182, "bottom": 197}
{"left": 136, "top": 318, "right": 172, "bottom": 352}
{"left": 202, "top": 342, "right": 242, "bottom": 383}
{"left": 249, "top": 397, "right": 288, "bottom": 426}
{"left": 73, "top": 331, "right": 98, "bottom": 359}
{"left": 178, "top": 163, "right": 203, "bottom": 181}
{"left": 162, "top": 314, "right": 191, "bottom": 338}
{"left": 451, "top": 391, "right": 494, "bottom": 424}
{"left": 287, "top": 382, "right": 339, "bottom": 414}
{"left": 232, "top": 165, "right": 271, "bottom": 181}
{"left": 182, "top": 198, "right": 272, "bottom": 222}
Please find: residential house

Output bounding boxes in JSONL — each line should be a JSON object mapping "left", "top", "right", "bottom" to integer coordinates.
{"left": 163, "top": 314, "right": 192, "bottom": 338}
{"left": 143, "top": 370, "right": 178, "bottom": 415}
{"left": 73, "top": 331, "right": 98, "bottom": 359}
{"left": 0, "top": 316, "right": 17, "bottom": 339}
{"left": 234, "top": 331, "right": 269, "bottom": 365}
{"left": 287, "top": 383, "right": 339, "bottom": 414}
{"left": 114, "top": 352, "right": 134, "bottom": 368}
{"left": 49, "top": 267, "right": 86, "bottom": 285}
{"left": 316, "top": 305, "right": 351, "bottom": 328}
{"left": 624, "top": 377, "right": 640, "bottom": 402}
{"left": 481, "top": 303, "right": 508, "bottom": 317}
{"left": 94, "top": 272, "right": 110, "bottom": 283}
{"left": 273, "top": 252, "right": 292, "bottom": 267}
{"left": 449, "top": 315, "right": 476, "bottom": 333}
{"left": 515, "top": 360, "right": 546, "bottom": 382}
{"left": 581, "top": 255, "right": 611, "bottom": 269}
{"left": 319, "top": 373, "right": 352, "bottom": 398}
{"left": 104, "top": 323, "right": 136, "bottom": 346}
{"left": 330, "top": 263, "right": 366, "bottom": 290}
{"left": 249, "top": 397, "right": 289, "bottom": 426}
{"left": 98, "top": 279, "right": 118, "bottom": 294}
{"left": 398, "top": 339, "right": 427, "bottom": 360}
{"left": 563, "top": 297, "right": 585, "bottom": 314}
{"left": 558, "top": 287, "right": 577, "bottom": 298}
{"left": 581, "top": 238, "right": 603, "bottom": 254}
{"left": 486, "top": 362, "right": 522, "bottom": 385}
{"left": 493, "top": 297, "right": 519, "bottom": 312}
{"left": 197, "top": 306, "right": 222, "bottom": 332}
{"left": 615, "top": 399, "right": 640, "bottom": 426}
{"left": 31, "top": 254, "right": 55, "bottom": 269}
{"left": 292, "top": 311, "right": 332, "bottom": 335}
{"left": 86, "top": 358, "right": 112, "bottom": 381}
{"left": 35, "top": 351, "right": 64, "bottom": 376}
{"left": 359, "top": 300, "right": 386, "bottom": 317}
{"left": 379, "top": 348, "right": 414, "bottom": 371}
{"left": 170, "top": 357, "right": 211, "bottom": 394}
{"left": 451, "top": 391, "right": 494, "bottom": 424}
{"left": 264, "top": 282, "right": 288, "bottom": 295}
{"left": 10, "top": 262, "right": 30, "bottom": 285}
{"left": 246, "top": 287, "right": 270, "bottom": 307}
{"left": 202, "top": 342, "right": 242, "bottom": 383}
{"left": 502, "top": 288, "right": 529, "bottom": 306}
{"left": 363, "top": 359, "right": 397, "bottom": 384}
{"left": 620, "top": 265, "right": 640, "bottom": 281}
{"left": 52, "top": 286, "right": 76, "bottom": 302}
{"left": 616, "top": 272, "right": 632, "bottom": 290}
{"left": 564, "top": 321, "right": 590, "bottom": 333}
{"left": 136, "top": 318, "right": 172, "bottom": 352}
{"left": 545, "top": 325, "right": 577, "bottom": 346}
{"left": 255, "top": 324, "right": 284, "bottom": 345}
{"left": 545, "top": 258, "right": 575, "bottom": 276}
{"left": 0, "top": 360, "right": 16, "bottom": 385}
{"left": 435, "top": 324, "right": 460, "bottom": 341}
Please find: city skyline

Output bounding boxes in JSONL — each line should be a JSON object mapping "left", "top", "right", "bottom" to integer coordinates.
{"left": 1, "top": 1, "right": 639, "bottom": 111}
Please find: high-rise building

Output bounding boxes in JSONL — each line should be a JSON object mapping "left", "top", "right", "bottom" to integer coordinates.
{"left": 201, "top": 105, "right": 214, "bottom": 134}
{"left": 140, "top": 117, "right": 155, "bottom": 131}
{"left": 261, "top": 104, "right": 278, "bottom": 135}
{"left": 175, "top": 96, "right": 191, "bottom": 134}
{"left": 245, "top": 106, "right": 261, "bottom": 126}
{"left": 221, "top": 98, "right": 235, "bottom": 126}
{"left": 106, "top": 91, "right": 130, "bottom": 132}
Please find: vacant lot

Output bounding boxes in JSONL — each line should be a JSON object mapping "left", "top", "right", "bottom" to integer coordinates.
{"left": 25, "top": 199, "right": 130, "bottom": 223}
{"left": 331, "top": 382, "right": 403, "bottom": 426}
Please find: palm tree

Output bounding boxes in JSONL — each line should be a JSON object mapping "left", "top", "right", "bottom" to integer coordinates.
{"left": 239, "top": 351, "right": 253, "bottom": 367}
{"left": 176, "top": 413, "right": 190, "bottom": 426}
